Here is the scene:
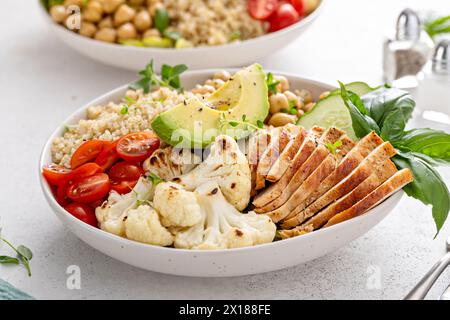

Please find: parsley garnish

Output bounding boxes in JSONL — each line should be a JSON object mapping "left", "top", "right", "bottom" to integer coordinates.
{"left": 282, "top": 100, "right": 298, "bottom": 115}
{"left": 129, "top": 60, "right": 188, "bottom": 93}
{"left": 325, "top": 140, "right": 343, "bottom": 155}
{"left": 266, "top": 72, "right": 280, "bottom": 95}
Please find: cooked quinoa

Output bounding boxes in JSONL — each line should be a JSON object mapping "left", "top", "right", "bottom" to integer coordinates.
{"left": 161, "top": 0, "right": 267, "bottom": 46}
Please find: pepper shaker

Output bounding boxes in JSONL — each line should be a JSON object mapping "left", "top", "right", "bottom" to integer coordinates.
{"left": 383, "top": 9, "right": 434, "bottom": 88}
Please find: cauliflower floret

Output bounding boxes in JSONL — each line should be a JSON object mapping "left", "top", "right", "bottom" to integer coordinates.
{"left": 125, "top": 205, "right": 174, "bottom": 247}
{"left": 174, "top": 181, "right": 276, "bottom": 250}
{"left": 175, "top": 135, "right": 251, "bottom": 211}
{"left": 95, "top": 176, "right": 154, "bottom": 236}
{"left": 153, "top": 182, "right": 202, "bottom": 227}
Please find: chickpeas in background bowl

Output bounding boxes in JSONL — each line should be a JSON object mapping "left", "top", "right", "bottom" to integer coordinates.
{"left": 38, "top": 0, "right": 324, "bottom": 71}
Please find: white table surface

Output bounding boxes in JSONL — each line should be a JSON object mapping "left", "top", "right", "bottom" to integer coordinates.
{"left": 1, "top": 0, "right": 449, "bottom": 300}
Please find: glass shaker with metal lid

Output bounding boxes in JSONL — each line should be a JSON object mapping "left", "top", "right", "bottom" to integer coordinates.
{"left": 383, "top": 9, "right": 435, "bottom": 88}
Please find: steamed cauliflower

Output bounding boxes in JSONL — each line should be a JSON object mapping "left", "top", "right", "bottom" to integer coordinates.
{"left": 174, "top": 181, "right": 276, "bottom": 250}
{"left": 153, "top": 182, "right": 202, "bottom": 227}
{"left": 125, "top": 205, "right": 174, "bottom": 246}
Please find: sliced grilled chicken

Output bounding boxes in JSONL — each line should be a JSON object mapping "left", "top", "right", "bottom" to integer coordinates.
{"left": 254, "top": 127, "right": 344, "bottom": 212}
{"left": 324, "top": 168, "right": 413, "bottom": 227}
{"left": 277, "top": 225, "right": 313, "bottom": 240}
{"left": 283, "top": 131, "right": 384, "bottom": 221}
{"left": 266, "top": 154, "right": 337, "bottom": 223}
{"left": 282, "top": 141, "right": 397, "bottom": 228}
{"left": 301, "top": 160, "right": 398, "bottom": 230}
{"left": 255, "top": 126, "right": 292, "bottom": 190}
{"left": 252, "top": 134, "right": 318, "bottom": 208}
{"left": 266, "top": 128, "right": 307, "bottom": 182}
{"left": 247, "top": 130, "right": 272, "bottom": 195}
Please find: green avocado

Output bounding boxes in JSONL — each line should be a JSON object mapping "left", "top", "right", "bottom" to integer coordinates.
{"left": 151, "top": 64, "right": 269, "bottom": 148}
{"left": 297, "top": 82, "right": 375, "bottom": 140}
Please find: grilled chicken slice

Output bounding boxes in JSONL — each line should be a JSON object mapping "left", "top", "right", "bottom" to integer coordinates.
{"left": 301, "top": 160, "right": 398, "bottom": 230}
{"left": 283, "top": 131, "right": 384, "bottom": 221}
{"left": 324, "top": 168, "right": 413, "bottom": 227}
{"left": 277, "top": 225, "right": 313, "bottom": 240}
{"left": 247, "top": 130, "right": 271, "bottom": 195}
{"left": 255, "top": 126, "right": 292, "bottom": 190}
{"left": 282, "top": 141, "right": 397, "bottom": 228}
{"left": 266, "top": 154, "right": 337, "bottom": 223}
{"left": 266, "top": 128, "right": 307, "bottom": 182}
{"left": 252, "top": 135, "right": 318, "bottom": 208}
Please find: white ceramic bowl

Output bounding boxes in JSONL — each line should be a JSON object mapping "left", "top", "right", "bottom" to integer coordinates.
{"left": 38, "top": 0, "right": 324, "bottom": 71}
{"left": 39, "top": 69, "right": 403, "bottom": 277}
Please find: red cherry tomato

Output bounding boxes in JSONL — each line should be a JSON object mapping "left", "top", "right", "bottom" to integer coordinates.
{"left": 70, "top": 140, "right": 109, "bottom": 169}
{"left": 248, "top": 0, "right": 279, "bottom": 20}
{"left": 66, "top": 173, "right": 110, "bottom": 203}
{"left": 95, "top": 140, "right": 120, "bottom": 171}
{"left": 268, "top": 3, "right": 300, "bottom": 32}
{"left": 109, "top": 162, "right": 144, "bottom": 182}
{"left": 116, "top": 132, "right": 160, "bottom": 162}
{"left": 54, "top": 163, "right": 103, "bottom": 206}
{"left": 64, "top": 203, "right": 98, "bottom": 227}
{"left": 42, "top": 164, "right": 72, "bottom": 186}
{"left": 290, "top": 0, "right": 305, "bottom": 17}
{"left": 110, "top": 179, "right": 139, "bottom": 195}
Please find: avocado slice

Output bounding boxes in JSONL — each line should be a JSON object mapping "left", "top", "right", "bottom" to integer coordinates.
{"left": 297, "top": 82, "right": 375, "bottom": 140}
{"left": 151, "top": 64, "right": 269, "bottom": 148}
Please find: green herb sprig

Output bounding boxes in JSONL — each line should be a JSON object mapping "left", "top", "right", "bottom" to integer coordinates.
{"left": 219, "top": 114, "right": 264, "bottom": 131}
{"left": 266, "top": 72, "right": 280, "bottom": 95}
{"left": 147, "top": 172, "right": 164, "bottom": 186}
{"left": 326, "top": 140, "right": 343, "bottom": 155}
{"left": 425, "top": 15, "right": 450, "bottom": 38}
{"left": 339, "top": 82, "right": 450, "bottom": 235}
{"left": 281, "top": 100, "right": 298, "bottom": 115}
{"left": 129, "top": 60, "right": 188, "bottom": 93}
{"left": 0, "top": 234, "right": 33, "bottom": 277}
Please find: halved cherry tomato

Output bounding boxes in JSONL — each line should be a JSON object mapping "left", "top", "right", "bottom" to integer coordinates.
{"left": 70, "top": 140, "right": 109, "bottom": 169}
{"left": 110, "top": 179, "right": 138, "bottom": 195}
{"left": 290, "top": 0, "right": 305, "bottom": 17}
{"left": 64, "top": 203, "right": 98, "bottom": 227}
{"left": 116, "top": 132, "right": 160, "bottom": 162}
{"left": 268, "top": 3, "right": 300, "bottom": 32}
{"left": 248, "top": 0, "right": 279, "bottom": 20}
{"left": 54, "top": 163, "right": 103, "bottom": 206}
{"left": 109, "top": 162, "right": 144, "bottom": 182}
{"left": 42, "top": 164, "right": 72, "bottom": 186}
{"left": 95, "top": 140, "right": 120, "bottom": 171}
{"left": 66, "top": 173, "right": 110, "bottom": 203}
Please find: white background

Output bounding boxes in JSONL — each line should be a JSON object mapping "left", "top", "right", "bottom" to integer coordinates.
{"left": 1, "top": 0, "right": 449, "bottom": 299}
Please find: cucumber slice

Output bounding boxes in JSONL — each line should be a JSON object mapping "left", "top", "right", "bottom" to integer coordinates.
{"left": 297, "top": 82, "right": 374, "bottom": 140}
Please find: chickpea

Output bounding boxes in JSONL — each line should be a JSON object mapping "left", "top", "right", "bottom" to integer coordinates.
{"left": 133, "top": 10, "right": 152, "bottom": 32}
{"left": 192, "top": 85, "right": 215, "bottom": 95}
{"left": 148, "top": 2, "right": 164, "bottom": 16}
{"left": 64, "top": 0, "right": 84, "bottom": 6}
{"left": 117, "top": 23, "right": 137, "bottom": 41}
{"left": 50, "top": 5, "right": 67, "bottom": 23}
{"left": 269, "top": 93, "right": 289, "bottom": 114}
{"left": 79, "top": 21, "right": 97, "bottom": 37}
{"left": 283, "top": 90, "right": 302, "bottom": 108}
{"left": 143, "top": 28, "right": 160, "bottom": 38}
{"left": 274, "top": 75, "right": 289, "bottom": 92}
{"left": 94, "top": 27, "right": 117, "bottom": 43}
{"left": 99, "top": 0, "right": 124, "bottom": 14}
{"left": 114, "top": 4, "right": 136, "bottom": 26}
{"left": 319, "top": 91, "right": 330, "bottom": 100}
{"left": 83, "top": 1, "right": 103, "bottom": 23}
{"left": 213, "top": 70, "right": 231, "bottom": 82}
{"left": 211, "top": 79, "right": 225, "bottom": 89}
{"left": 303, "top": 102, "right": 316, "bottom": 113}
{"left": 268, "top": 113, "right": 297, "bottom": 127}
{"left": 296, "top": 89, "right": 313, "bottom": 104}
{"left": 98, "top": 16, "right": 113, "bottom": 28}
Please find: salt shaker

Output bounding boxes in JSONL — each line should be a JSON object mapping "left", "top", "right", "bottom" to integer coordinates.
{"left": 416, "top": 40, "right": 450, "bottom": 126}
{"left": 383, "top": 9, "right": 434, "bottom": 88}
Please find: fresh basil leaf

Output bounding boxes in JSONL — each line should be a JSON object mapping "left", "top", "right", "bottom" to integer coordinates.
{"left": 0, "top": 256, "right": 19, "bottom": 264}
{"left": 155, "top": 8, "right": 170, "bottom": 34}
{"left": 393, "top": 151, "right": 450, "bottom": 235}
{"left": 339, "top": 82, "right": 380, "bottom": 138}
{"left": 380, "top": 107, "right": 410, "bottom": 142}
{"left": 395, "top": 128, "right": 450, "bottom": 165}
{"left": 361, "top": 87, "right": 416, "bottom": 136}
